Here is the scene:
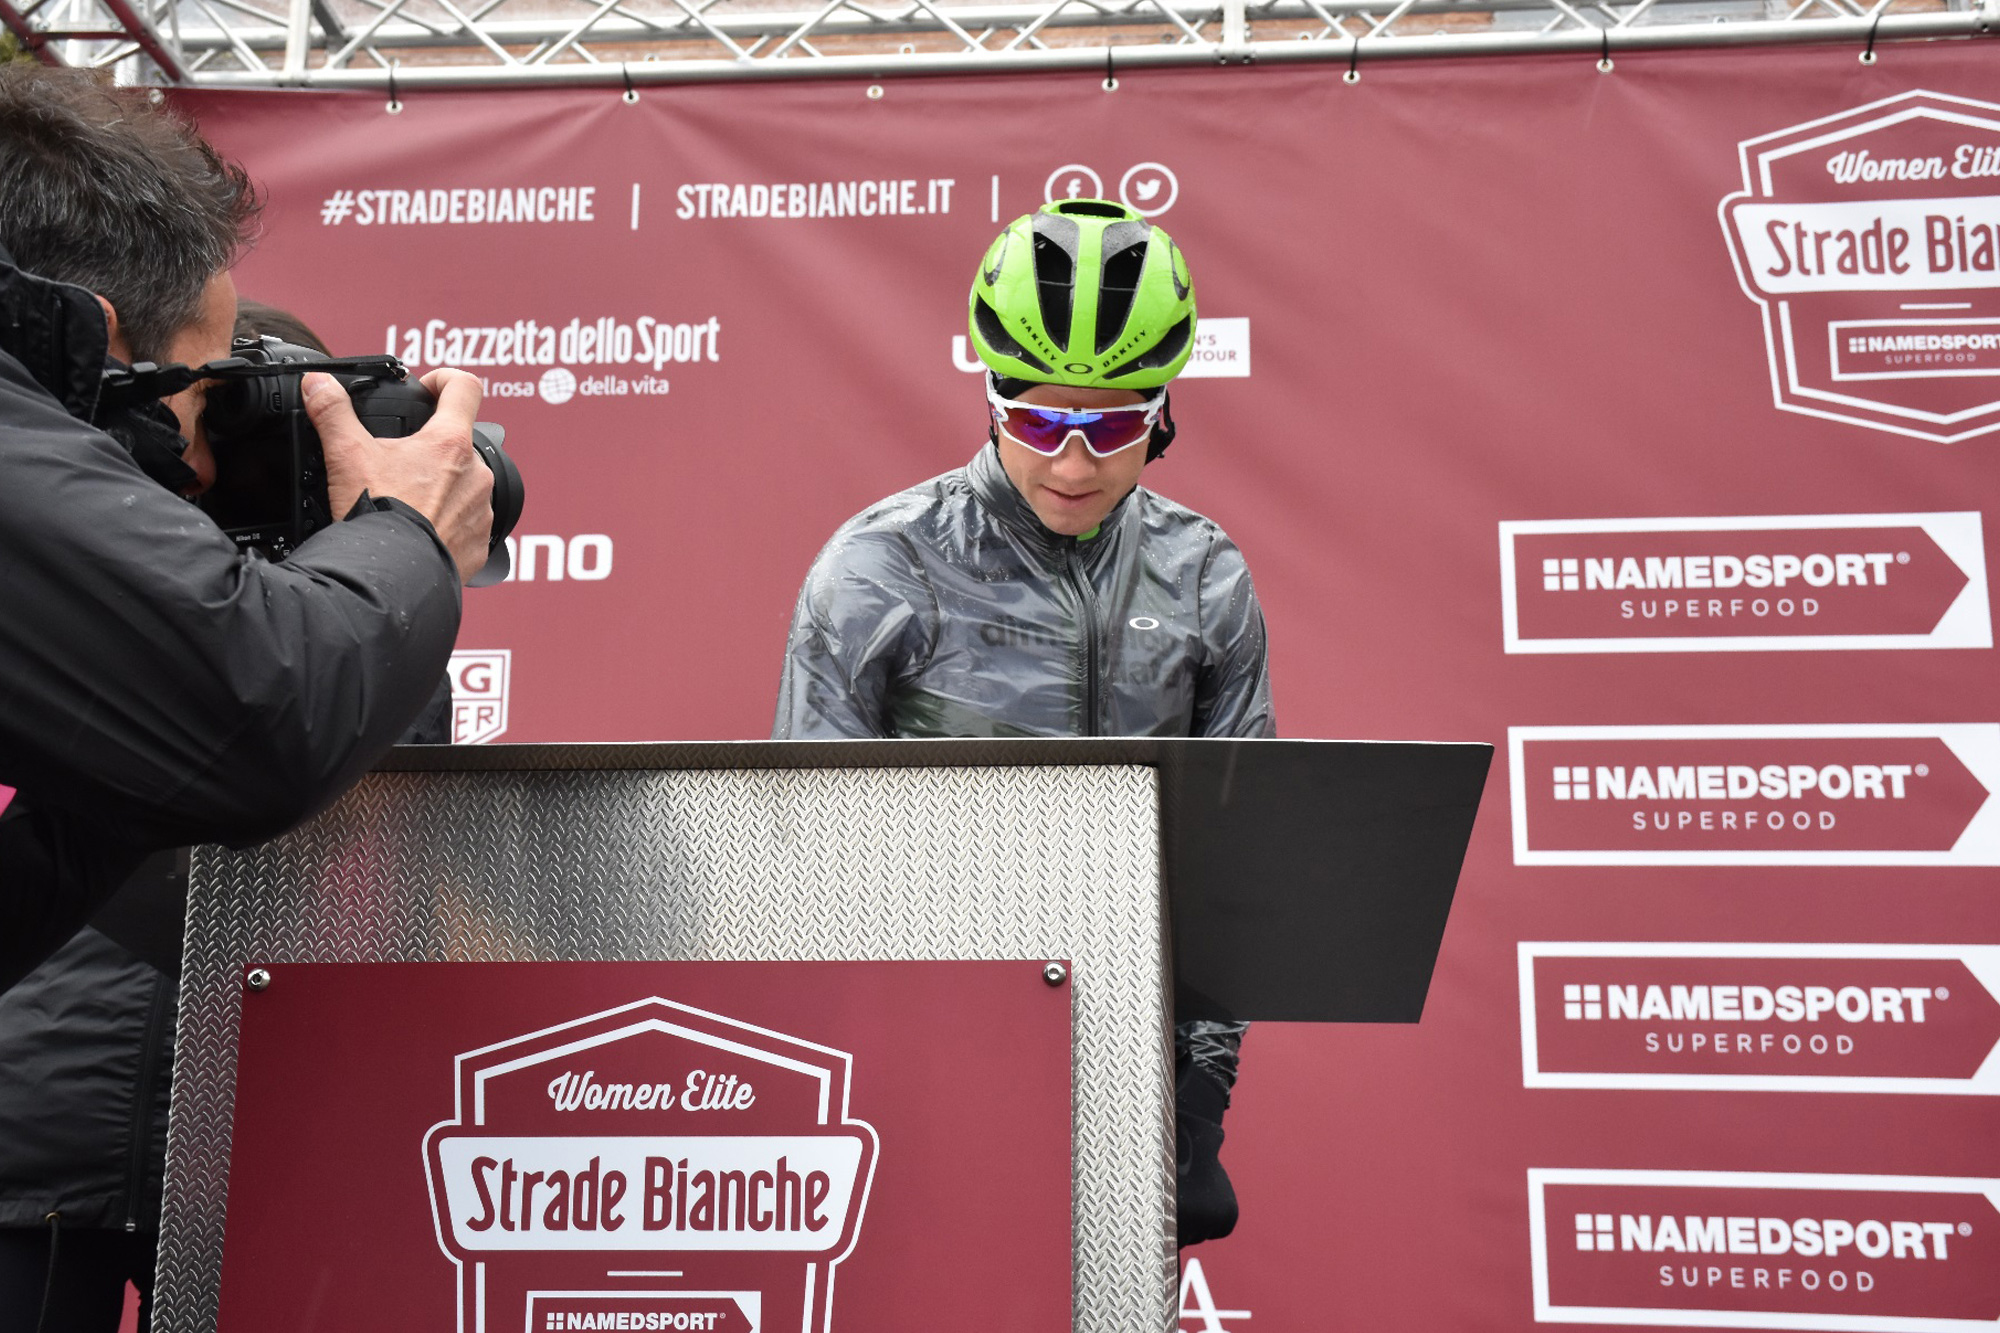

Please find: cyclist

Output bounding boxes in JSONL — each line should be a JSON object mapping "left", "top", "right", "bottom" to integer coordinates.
{"left": 774, "top": 197, "right": 1273, "bottom": 1245}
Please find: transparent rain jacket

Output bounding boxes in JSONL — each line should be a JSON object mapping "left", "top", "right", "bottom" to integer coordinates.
{"left": 773, "top": 442, "right": 1270, "bottom": 1098}
{"left": 774, "top": 444, "right": 1275, "bottom": 743}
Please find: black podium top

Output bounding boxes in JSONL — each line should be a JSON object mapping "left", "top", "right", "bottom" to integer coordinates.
{"left": 378, "top": 738, "right": 1492, "bottom": 1025}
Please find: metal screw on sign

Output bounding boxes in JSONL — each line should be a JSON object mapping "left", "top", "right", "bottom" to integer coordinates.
{"left": 245, "top": 968, "right": 272, "bottom": 992}
{"left": 866, "top": 85, "right": 885, "bottom": 99}
{"left": 1042, "top": 962, "right": 1068, "bottom": 987}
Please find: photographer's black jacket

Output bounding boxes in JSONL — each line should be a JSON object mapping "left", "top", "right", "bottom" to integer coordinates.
{"left": 0, "top": 251, "right": 464, "bottom": 989}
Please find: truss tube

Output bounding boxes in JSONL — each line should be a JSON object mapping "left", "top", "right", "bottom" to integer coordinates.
{"left": 0, "top": 0, "right": 66, "bottom": 59}
{"left": 425, "top": 0, "right": 521, "bottom": 64}
{"left": 660, "top": 0, "right": 753, "bottom": 60}
{"left": 307, "top": 0, "right": 345, "bottom": 41}
{"left": 182, "top": 10, "right": 1992, "bottom": 85}
{"left": 1222, "top": 0, "right": 1246, "bottom": 46}
{"left": 97, "top": 0, "right": 187, "bottom": 77}
{"left": 150, "top": 0, "right": 1775, "bottom": 53}
{"left": 282, "top": 0, "right": 309, "bottom": 72}
{"left": 322, "top": 0, "right": 419, "bottom": 70}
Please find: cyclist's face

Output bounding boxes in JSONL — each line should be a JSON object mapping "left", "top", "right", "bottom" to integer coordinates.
{"left": 995, "top": 383, "right": 1150, "bottom": 537}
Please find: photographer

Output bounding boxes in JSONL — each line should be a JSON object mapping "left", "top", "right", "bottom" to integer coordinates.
{"left": 0, "top": 293, "right": 464, "bottom": 1332}
{"left": 0, "top": 64, "right": 495, "bottom": 991}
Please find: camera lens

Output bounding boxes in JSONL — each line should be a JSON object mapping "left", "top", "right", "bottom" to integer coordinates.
{"left": 468, "top": 422, "right": 525, "bottom": 588}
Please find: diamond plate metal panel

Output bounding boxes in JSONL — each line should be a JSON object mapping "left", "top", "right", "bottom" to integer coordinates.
{"left": 156, "top": 761, "right": 1172, "bottom": 1332}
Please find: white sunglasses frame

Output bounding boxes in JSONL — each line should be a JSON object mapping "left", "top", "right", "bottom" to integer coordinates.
{"left": 986, "top": 384, "right": 1167, "bottom": 459}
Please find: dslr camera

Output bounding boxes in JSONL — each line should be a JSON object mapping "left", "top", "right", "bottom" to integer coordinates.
{"left": 196, "top": 337, "right": 525, "bottom": 585}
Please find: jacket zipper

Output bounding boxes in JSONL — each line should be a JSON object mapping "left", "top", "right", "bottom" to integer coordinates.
{"left": 1063, "top": 541, "right": 1101, "bottom": 736}
{"left": 124, "top": 977, "right": 171, "bottom": 1231}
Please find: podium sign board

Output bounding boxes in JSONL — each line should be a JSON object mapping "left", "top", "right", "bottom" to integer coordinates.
{"left": 214, "top": 960, "right": 1071, "bottom": 1333}
{"left": 156, "top": 739, "right": 1487, "bottom": 1333}
{"left": 157, "top": 751, "right": 1175, "bottom": 1333}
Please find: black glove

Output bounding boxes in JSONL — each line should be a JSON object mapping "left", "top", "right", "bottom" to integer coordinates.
{"left": 1175, "top": 1056, "right": 1238, "bottom": 1247}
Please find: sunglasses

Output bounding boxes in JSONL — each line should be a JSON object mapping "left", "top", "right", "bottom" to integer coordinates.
{"left": 987, "top": 384, "right": 1166, "bottom": 458}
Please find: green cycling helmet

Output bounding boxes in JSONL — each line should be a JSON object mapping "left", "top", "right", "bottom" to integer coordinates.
{"left": 968, "top": 198, "right": 1196, "bottom": 390}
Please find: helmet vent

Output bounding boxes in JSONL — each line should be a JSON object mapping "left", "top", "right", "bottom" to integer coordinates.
{"left": 1104, "top": 313, "right": 1192, "bottom": 379}
{"left": 1052, "top": 199, "right": 1129, "bottom": 219}
{"left": 973, "top": 296, "right": 1052, "bottom": 374}
{"left": 1032, "top": 233, "right": 1075, "bottom": 347}
{"left": 1094, "top": 238, "right": 1148, "bottom": 353}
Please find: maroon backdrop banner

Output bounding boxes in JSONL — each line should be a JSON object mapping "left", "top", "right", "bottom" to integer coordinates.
{"left": 180, "top": 44, "right": 2000, "bottom": 1331}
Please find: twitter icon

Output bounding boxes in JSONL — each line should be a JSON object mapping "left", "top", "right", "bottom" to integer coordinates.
{"left": 1119, "top": 162, "right": 1178, "bottom": 217}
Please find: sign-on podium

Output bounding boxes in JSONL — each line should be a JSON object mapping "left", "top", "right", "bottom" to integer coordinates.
{"left": 154, "top": 738, "right": 1489, "bottom": 1333}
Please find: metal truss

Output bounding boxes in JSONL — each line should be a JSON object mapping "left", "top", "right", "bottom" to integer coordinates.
{"left": 1, "top": 0, "right": 188, "bottom": 77}
{"left": 4, "top": 0, "right": 1993, "bottom": 88}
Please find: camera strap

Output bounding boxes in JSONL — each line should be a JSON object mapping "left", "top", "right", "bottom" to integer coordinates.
{"left": 98, "top": 353, "right": 410, "bottom": 414}
{"left": 99, "top": 359, "right": 207, "bottom": 405}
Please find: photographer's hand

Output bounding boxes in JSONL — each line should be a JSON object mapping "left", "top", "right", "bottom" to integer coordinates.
{"left": 304, "top": 369, "right": 496, "bottom": 583}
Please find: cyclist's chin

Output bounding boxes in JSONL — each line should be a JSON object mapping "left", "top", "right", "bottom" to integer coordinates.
{"left": 1029, "top": 485, "right": 1117, "bottom": 537}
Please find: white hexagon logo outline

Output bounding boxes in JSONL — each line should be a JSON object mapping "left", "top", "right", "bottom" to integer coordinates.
{"left": 1718, "top": 89, "right": 2000, "bottom": 445}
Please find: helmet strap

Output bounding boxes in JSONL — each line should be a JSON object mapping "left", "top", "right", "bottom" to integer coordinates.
{"left": 1145, "top": 390, "right": 1177, "bottom": 463}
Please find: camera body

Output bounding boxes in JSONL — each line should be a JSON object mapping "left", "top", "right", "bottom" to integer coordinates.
{"left": 200, "top": 337, "right": 521, "bottom": 583}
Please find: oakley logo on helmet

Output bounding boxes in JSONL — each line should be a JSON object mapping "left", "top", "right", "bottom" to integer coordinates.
{"left": 951, "top": 317, "right": 1251, "bottom": 380}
